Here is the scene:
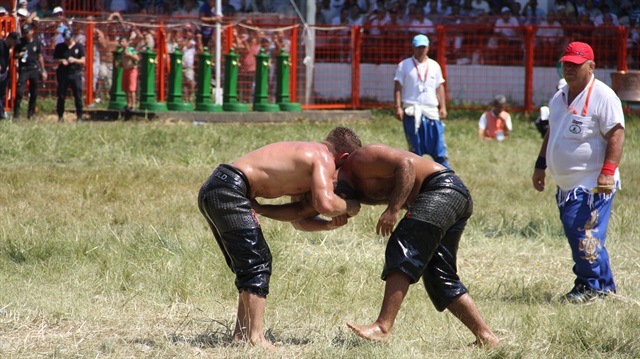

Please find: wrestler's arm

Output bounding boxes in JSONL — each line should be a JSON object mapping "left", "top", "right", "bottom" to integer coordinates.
{"left": 309, "top": 156, "right": 359, "bottom": 218}
{"left": 371, "top": 150, "right": 414, "bottom": 236}
{"left": 292, "top": 214, "right": 349, "bottom": 232}
{"left": 252, "top": 195, "right": 319, "bottom": 222}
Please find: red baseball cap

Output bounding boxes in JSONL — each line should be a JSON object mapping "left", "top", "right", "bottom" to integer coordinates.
{"left": 559, "top": 42, "right": 594, "bottom": 64}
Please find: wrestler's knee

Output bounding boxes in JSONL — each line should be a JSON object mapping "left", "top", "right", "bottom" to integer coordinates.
{"left": 221, "top": 228, "right": 272, "bottom": 297}
{"left": 381, "top": 218, "right": 444, "bottom": 284}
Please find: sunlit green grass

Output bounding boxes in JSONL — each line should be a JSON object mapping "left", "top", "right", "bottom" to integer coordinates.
{"left": 1, "top": 111, "right": 639, "bottom": 358}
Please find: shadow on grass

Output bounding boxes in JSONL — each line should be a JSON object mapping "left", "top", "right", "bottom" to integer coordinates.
{"left": 496, "top": 281, "right": 556, "bottom": 304}
{"left": 165, "top": 319, "right": 313, "bottom": 348}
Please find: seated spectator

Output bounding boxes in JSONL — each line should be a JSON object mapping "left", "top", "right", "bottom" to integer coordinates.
{"left": 363, "top": 8, "right": 388, "bottom": 35}
{"left": 508, "top": 2, "right": 524, "bottom": 24}
{"left": 244, "top": 0, "right": 275, "bottom": 13}
{"left": 571, "top": 11, "right": 595, "bottom": 40}
{"left": 618, "top": 1, "right": 633, "bottom": 26}
{"left": 577, "top": 0, "right": 601, "bottom": 19}
{"left": 521, "top": 0, "right": 546, "bottom": 25}
{"left": 175, "top": 0, "right": 200, "bottom": 17}
{"left": 330, "top": 6, "right": 350, "bottom": 26}
{"left": 535, "top": 10, "right": 563, "bottom": 44}
{"left": 424, "top": 0, "right": 444, "bottom": 25}
{"left": 593, "top": 13, "right": 619, "bottom": 37}
{"left": 318, "top": 0, "right": 339, "bottom": 24}
{"left": 347, "top": 5, "right": 364, "bottom": 25}
{"left": 593, "top": 4, "right": 619, "bottom": 26}
{"left": 408, "top": 7, "right": 435, "bottom": 35}
{"left": 470, "top": 0, "right": 490, "bottom": 15}
{"left": 35, "top": 0, "right": 53, "bottom": 18}
{"left": 109, "top": 0, "right": 138, "bottom": 13}
{"left": 552, "top": 0, "right": 577, "bottom": 17}
{"left": 494, "top": 7, "right": 520, "bottom": 38}
{"left": 478, "top": 95, "right": 512, "bottom": 142}
{"left": 384, "top": 7, "right": 407, "bottom": 35}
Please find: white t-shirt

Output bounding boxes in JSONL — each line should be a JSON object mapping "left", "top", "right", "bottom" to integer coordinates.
{"left": 394, "top": 56, "right": 445, "bottom": 119}
{"left": 408, "top": 18, "right": 435, "bottom": 34}
{"left": 494, "top": 17, "right": 520, "bottom": 37}
{"left": 546, "top": 75, "right": 625, "bottom": 190}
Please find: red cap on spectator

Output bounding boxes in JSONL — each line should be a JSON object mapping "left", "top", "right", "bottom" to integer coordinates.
{"left": 559, "top": 42, "right": 594, "bottom": 65}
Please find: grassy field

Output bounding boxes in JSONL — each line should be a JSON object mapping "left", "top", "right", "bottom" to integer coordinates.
{"left": 1, "top": 111, "right": 639, "bottom": 358}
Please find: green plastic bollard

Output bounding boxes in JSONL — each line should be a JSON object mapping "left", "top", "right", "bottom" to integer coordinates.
{"left": 138, "top": 46, "right": 167, "bottom": 112}
{"left": 222, "top": 47, "right": 248, "bottom": 112}
{"left": 275, "top": 51, "right": 301, "bottom": 112}
{"left": 108, "top": 47, "right": 127, "bottom": 110}
{"left": 167, "top": 50, "right": 194, "bottom": 111}
{"left": 253, "top": 48, "right": 279, "bottom": 112}
{"left": 195, "top": 48, "right": 222, "bottom": 112}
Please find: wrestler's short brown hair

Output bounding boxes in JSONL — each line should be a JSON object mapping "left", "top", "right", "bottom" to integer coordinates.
{"left": 325, "top": 126, "right": 362, "bottom": 154}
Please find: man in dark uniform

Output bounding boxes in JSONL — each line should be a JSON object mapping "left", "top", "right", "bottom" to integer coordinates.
{"left": 0, "top": 32, "right": 19, "bottom": 120}
{"left": 13, "top": 24, "right": 47, "bottom": 121}
{"left": 53, "top": 28, "right": 85, "bottom": 122}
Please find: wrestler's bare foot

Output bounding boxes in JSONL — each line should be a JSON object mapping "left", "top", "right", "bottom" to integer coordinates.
{"left": 250, "top": 336, "right": 276, "bottom": 350}
{"left": 470, "top": 335, "right": 500, "bottom": 349}
{"left": 346, "top": 322, "right": 391, "bottom": 342}
{"left": 232, "top": 332, "right": 246, "bottom": 343}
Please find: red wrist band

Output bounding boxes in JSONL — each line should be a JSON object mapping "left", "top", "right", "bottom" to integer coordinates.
{"left": 601, "top": 162, "right": 617, "bottom": 176}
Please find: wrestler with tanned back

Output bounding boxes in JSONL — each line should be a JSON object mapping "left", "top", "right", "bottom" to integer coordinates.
{"left": 336, "top": 143, "right": 500, "bottom": 348}
{"left": 198, "top": 127, "right": 362, "bottom": 349}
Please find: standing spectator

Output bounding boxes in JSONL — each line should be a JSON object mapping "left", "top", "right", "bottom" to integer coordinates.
{"left": 52, "top": 7, "right": 70, "bottom": 45}
{"left": 393, "top": 34, "right": 450, "bottom": 168}
{"left": 477, "top": 95, "right": 512, "bottom": 141}
{"left": 532, "top": 42, "right": 625, "bottom": 303}
{"left": 94, "top": 28, "right": 118, "bottom": 101}
{"left": 182, "top": 39, "right": 196, "bottom": 101}
{"left": 0, "top": 32, "right": 19, "bottom": 120}
{"left": 13, "top": 24, "right": 47, "bottom": 121}
{"left": 119, "top": 37, "right": 139, "bottom": 111}
{"left": 53, "top": 29, "right": 85, "bottom": 123}
{"left": 199, "top": 0, "right": 223, "bottom": 50}
{"left": 237, "top": 35, "right": 261, "bottom": 102}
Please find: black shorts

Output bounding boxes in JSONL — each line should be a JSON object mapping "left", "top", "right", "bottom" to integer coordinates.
{"left": 198, "top": 164, "right": 272, "bottom": 297}
{"left": 382, "top": 170, "right": 471, "bottom": 311}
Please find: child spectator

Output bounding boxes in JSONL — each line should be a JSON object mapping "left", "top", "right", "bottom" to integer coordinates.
{"left": 119, "top": 37, "right": 140, "bottom": 111}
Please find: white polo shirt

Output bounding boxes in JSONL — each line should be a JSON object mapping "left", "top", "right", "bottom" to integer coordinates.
{"left": 546, "top": 75, "right": 625, "bottom": 190}
{"left": 394, "top": 56, "right": 445, "bottom": 120}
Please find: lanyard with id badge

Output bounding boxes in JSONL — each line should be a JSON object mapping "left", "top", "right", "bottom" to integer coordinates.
{"left": 411, "top": 57, "right": 429, "bottom": 93}
{"left": 562, "top": 78, "right": 595, "bottom": 137}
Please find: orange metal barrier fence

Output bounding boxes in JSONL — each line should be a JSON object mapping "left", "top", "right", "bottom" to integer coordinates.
{"left": 1, "top": 16, "right": 633, "bottom": 112}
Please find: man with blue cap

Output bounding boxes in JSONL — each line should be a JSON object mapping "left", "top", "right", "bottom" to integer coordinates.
{"left": 393, "top": 34, "right": 450, "bottom": 168}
